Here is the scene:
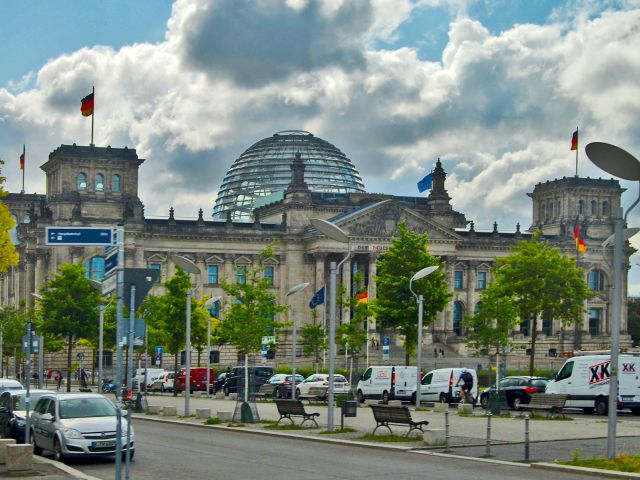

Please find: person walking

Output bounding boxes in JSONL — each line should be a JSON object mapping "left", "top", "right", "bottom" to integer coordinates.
{"left": 55, "top": 370, "right": 63, "bottom": 391}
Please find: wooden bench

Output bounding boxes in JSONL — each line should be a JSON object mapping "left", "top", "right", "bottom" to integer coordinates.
{"left": 274, "top": 399, "right": 320, "bottom": 427}
{"left": 255, "top": 383, "right": 277, "bottom": 399}
{"left": 520, "top": 393, "right": 568, "bottom": 417}
{"left": 370, "top": 404, "right": 429, "bottom": 436}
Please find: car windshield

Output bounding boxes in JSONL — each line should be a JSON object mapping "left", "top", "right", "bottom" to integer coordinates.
{"left": 531, "top": 379, "right": 549, "bottom": 388}
{"left": 12, "top": 392, "right": 48, "bottom": 410}
{"left": 59, "top": 398, "right": 116, "bottom": 419}
{"left": 334, "top": 376, "right": 347, "bottom": 383}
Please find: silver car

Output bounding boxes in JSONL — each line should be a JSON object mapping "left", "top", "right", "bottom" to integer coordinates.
{"left": 30, "top": 393, "right": 134, "bottom": 462}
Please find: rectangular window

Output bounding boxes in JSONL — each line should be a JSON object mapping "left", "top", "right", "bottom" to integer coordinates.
{"left": 542, "top": 318, "right": 552, "bottom": 336}
{"left": 454, "top": 271, "right": 463, "bottom": 289}
{"left": 264, "top": 266, "right": 274, "bottom": 286}
{"left": 589, "top": 308, "right": 601, "bottom": 335}
{"left": 150, "top": 263, "right": 161, "bottom": 283}
{"left": 207, "top": 265, "right": 219, "bottom": 285}
{"left": 236, "top": 266, "right": 247, "bottom": 284}
{"left": 476, "top": 271, "right": 487, "bottom": 290}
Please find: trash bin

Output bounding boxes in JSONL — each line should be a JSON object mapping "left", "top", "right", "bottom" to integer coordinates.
{"left": 489, "top": 390, "right": 501, "bottom": 415}
{"left": 341, "top": 400, "right": 357, "bottom": 429}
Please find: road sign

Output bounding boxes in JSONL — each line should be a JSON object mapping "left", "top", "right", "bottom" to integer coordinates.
{"left": 382, "top": 345, "right": 389, "bottom": 361}
{"left": 121, "top": 318, "right": 145, "bottom": 347}
{"left": 155, "top": 346, "right": 164, "bottom": 356}
{"left": 123, "top": 268, "right": 160, "bottom": 309}
{"left": 46, "top": 227, "right": 114, "bottom": 246}
{"left": 21, "top": 335, "right": 39, "bottom": 354}
{"left": 76, "top": 352, "right": 85, "bottom": 361}
{"left": 101, "top": 272, "right": 117, "bottom": 295}
{"left": 262, "top": 336, "right": 276, "bottom": 345}
{"left": 104, "top": 251, "right": 118, "bottom": 275}
{"left": 383, "top": 337, "right": 390, "bottom": 347}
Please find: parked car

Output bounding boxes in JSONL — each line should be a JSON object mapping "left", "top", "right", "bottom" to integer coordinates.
{"left": 213, "top": 372, "right": 228, "bottom": 395}
{"left": 419, "top": 368, "right": 479, "bottom": 405}
{"left": 265, "top": 374, "right": 306, "bottom": 398}
{"left": 296, "top": 374, "right": 350, "bottom": 399}
{"left": 0, "top": 389, "right": 54, "bottom": 442}
{"left": 175, "top": 368, "right": 216, "bottom": 393}
{"left": 223, "top": 366, "right": 274, "bottom": 396}
{"left": 162, "top": 372, "right": 176, "bottom": 392}
{"left": 30, "top": 393, "right": 134, "bottom": 462}
{"left": 132, "top": 368, "right": 167, "bottom": 391}
{"left": 480, "top": 376, "right": 550, "bottom": 410}
{"left": 0, "top": 379, "right": 23, "bottom": 394}
{"left": 356, "top": 366, "right": 417, "bottom": 403}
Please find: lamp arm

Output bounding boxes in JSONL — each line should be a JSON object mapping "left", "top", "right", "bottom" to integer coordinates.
{"left": 624, "top": 181, "right": 640, "bottom": 223}
{"left": 336, "top": 241, "right": 351, "bottom": 270}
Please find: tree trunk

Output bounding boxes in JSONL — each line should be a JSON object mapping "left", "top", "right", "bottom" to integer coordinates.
{"left": 529, "top": 320, "right": 537, "bottom": 376}
{"left": 173, "top": 352, "right": 179, "bottom": 397}
{"left": 197, "top": 350, "right": 202, "bottom": 367}
{"left": 66, "top": 334, "right": 73, "bottom": 392}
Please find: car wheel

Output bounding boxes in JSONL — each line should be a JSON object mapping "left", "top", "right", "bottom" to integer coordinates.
{"left": 295, "top": 388, "right": 301, "bottom": 398}
{"left": 513, "top": 396, "right": 523, "bottom": 411}
{"left": 480, "top": 395, "right": 488, "bottom": 409}
{"left": 224, "top": 386, "right": 229, "bottom": 397}
{"left": 439, "top": 393, "right": 448, "bottom": 404}
{"left": 411, "top": 392, "right": 417, "bottom": 405}
{"left": 53, "top": 438, "right": 65, "bottom": 463}
{"left": 382, "top": 391, "right": 389, "bottom": 404}
{"left": 357, "top": 390, "right": 365, "bottom": 403}
{"left": 31, "top": 431, "right": 43, "bottom": 455}
{"left": 272, "top": 387, "right": 278, "bottom": 399}
{"left": 595, "top": 397, "right": 608, "bottom": 416}
{"left": 161, "top": 385, "right": 166, "bottom": 393}
{"left": 631, "top": 408, "right": 640, "bottom": 416}
{"left": 582, "top": 407, "right": 595, "bottom": 414}
{"left": 123, "top": 449, "right": 135, "bottom": 460}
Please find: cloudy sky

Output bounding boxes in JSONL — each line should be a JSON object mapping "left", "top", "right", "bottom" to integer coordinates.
{"left": 2, "top": 0, "right": 640, "bottom": 291}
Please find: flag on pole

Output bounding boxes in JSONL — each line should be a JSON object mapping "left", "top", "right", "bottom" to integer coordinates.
{"left": 573, "top": 218, "right": 587, "bottom": 254}
{"left": 80, "top": 92, "right": 94, "bottom": 117}
{"left": 19, "top": 145, "right": 25, "bottom": 170}
{"left": 570, "top": 129, "right": 578, "bottom": 151}
{"left": 417, "top": 173, "right": 433, "bottom": 193}
{"left": 309, "top": 286, "right": 325, "bottom": 309}
{"left": 355, "top": 291, "right": 368, "bottom": 304}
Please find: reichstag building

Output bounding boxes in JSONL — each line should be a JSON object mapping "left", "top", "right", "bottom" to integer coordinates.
{"left": 1, "top": 130, "right": 632, "bottom": 367}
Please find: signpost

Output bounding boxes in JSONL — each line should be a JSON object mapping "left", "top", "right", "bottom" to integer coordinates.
{"left": 45, "top": 226, "right": 115, "bottom": 245}
{"left": 382, "top": 337, "right": 390, "bottom": 361}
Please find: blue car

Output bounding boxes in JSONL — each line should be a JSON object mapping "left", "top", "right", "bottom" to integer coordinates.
{"left": 0, "top": 389, "right": 54, "bottom": 442}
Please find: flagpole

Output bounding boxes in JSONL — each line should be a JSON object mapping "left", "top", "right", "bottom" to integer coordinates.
{"left": 575, "top": 126, "right": 579, "bottom": 177}
{"left": 322, "top": 286, "right": 327, "bottom": 371}
{"left": 21, "top": 144, "right": 25, "bottom": 194}
{"left": 91, "top": 86, "right": 95, "bottom": 146}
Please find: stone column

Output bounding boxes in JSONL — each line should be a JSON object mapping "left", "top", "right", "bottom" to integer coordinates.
{"left": 25, "top": 254, "right": 36, "bottom": 307}
{"left": 367, "top": 255, "right": 377, "bottom": 332}
{"left": 341, "top": 258, "right": 351, "bottom": 324}
{"left": 34, "top": 252, "right": 46, "bottom": 293}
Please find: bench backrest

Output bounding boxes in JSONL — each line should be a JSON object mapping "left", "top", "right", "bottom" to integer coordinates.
{"left": 529, "top": 393, "right": 568, "bottom": 407}
{"left": 258, "top": 383, "right": 275, "bottom": 394}
{"left": 275, "top": 399, "right": 307, "bottom": 415}
{"left": 370, "top": 404, "right": 412, "bottom": 423}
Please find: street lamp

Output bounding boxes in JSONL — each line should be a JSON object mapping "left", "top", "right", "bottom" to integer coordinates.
{"left": 169, "top": 255, "right": 201, "bottom": 416}
{"left": 310, "top": 218, "right": 350, "bottom": 432}
{"left": 286, "top": 282, "right": 310, "bottom": 400}
{"left": 88, "top": 279, "right": 113, "bottom": 390}
{"left": 409, "top": 266, "right": 439, "bottom": 408}
{"left": 586, "top": 141, "right": 640, "bottom": 459}
{"left": 203, "top": 296, "right": 223, "bottom": 398}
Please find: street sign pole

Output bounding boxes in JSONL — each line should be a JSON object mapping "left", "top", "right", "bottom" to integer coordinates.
{"left": 24, "top": 322, "right": 32, "bottom": 445}
{"left": 115, "top": 225, "right": 124, "bottom": 480}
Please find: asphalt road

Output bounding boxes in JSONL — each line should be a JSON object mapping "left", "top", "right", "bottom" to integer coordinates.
{"left": 67, "top": 421, "right": 592, "bottom": 480}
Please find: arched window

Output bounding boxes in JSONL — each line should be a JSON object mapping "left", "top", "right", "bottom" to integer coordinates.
{"left": 603, "top": 201, "right": 609, "bottom": 216}
{"left": 588, "top": 269, "right": 605, "bottom": 291}
{"left": 112, "top": 174, "right": 121, "bottom": 193}
{"left": 77, "top": 172, "right": 87, "bottom": 190}
{"left": 95, "top": 173, "right": 104, "bottom": 191}
{"left": 579, "top": 199, "right": 584, "bottom": 215}
{"left": 591, "top": 200, "right": 597, "bottom": 215}
{"left": 453, "top": 301, "right": 464, "bottom": 336}
{"left": 548, "top": 202, "right": 553, "bottom": 217}
{"left": 23, "top": 213, "right": 30, "bottom": 224}
{"left": 84, "top": 256, "right": 105, "bottom": 281}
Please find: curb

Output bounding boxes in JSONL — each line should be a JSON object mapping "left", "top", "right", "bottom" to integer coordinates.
{"left": 532, "top": 462, "right": 640, "bottom": 479}
{"left": 35, "top": 456, "right": 103, "bottom": 480}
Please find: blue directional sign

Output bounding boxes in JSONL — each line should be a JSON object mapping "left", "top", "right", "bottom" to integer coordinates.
{"left": 46, "top": 227, "right": 114, "bottom": 246}
{"left": 383, "top": 337, "right": 390, "bottom": 347}
{"left": 104, "top": 252, "right": 118, "bottom": 275}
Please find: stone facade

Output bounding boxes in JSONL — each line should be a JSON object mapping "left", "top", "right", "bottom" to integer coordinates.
{"left": 0, "top": 143, "right": 633, "bottom": 372}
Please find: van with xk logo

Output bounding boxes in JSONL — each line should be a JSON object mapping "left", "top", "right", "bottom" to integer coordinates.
{"left": 546, "top": 353, "right": 640, "bottom": 416}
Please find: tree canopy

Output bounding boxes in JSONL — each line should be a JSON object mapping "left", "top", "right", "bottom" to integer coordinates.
{"left": 373, "top": 221, "right": 451, "bottom": 364}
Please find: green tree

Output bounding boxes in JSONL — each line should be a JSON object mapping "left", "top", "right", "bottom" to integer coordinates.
{"left": 191, "top": 298, "right": 213, "bottom": 366}
{"left": 218, "top": 246, "right": 287, "bottom": 383}
{"left": 373, "top": 221, "right": 451, "bottom": 364}
{"left": 300, "top": 309, "right": 326, "bottom": 372}
{"left": 492, "top": 231, "right": 590, "bottom": 375}
{"left": 628, "top": 297, "right": 640, "bottom": 346}
{"left": 37, "top": 264, "right": 101, "bottom": 391}
{"left": 0, "top": 159, "right": 19, "bottom": 273}
{"left": 0, "top": 305, "right": 25, "bottom": 377}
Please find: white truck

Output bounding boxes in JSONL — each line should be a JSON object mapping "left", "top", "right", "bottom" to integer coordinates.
{"left": 356, "top": 366, "right": 417, "bottom": 403}
{"left": 545, "top": 353, "right": 640, "bottom": 415}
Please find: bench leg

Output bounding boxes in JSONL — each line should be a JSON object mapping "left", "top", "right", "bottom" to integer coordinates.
{"left": 373, "top": 423, "right": 393, "bottom": 436}
{"left": 406, "top": 425, "right": 424, "bottom": 437}
{"left": 301, "top": 417, "right": 319, "bottom": 428}
{"left": 277, "top": 414, "right": 295, "bottom": 426}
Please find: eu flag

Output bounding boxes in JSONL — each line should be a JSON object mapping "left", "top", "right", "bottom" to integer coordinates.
{"left": 417, "top": 173, "right": 433, "bottom": 193}
{"left": 309, "top": 286, "right": 325, "bottom": 309}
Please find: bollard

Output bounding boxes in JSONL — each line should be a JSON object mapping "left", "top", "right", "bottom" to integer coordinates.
{"left": 483, "top": 411, "right": 492, "bottom": 457}
{"left": 524, "top": 413, "right": 530, "bottom": 462}
{"left": 444, "top": 410, "right": 451, "bottom": 452}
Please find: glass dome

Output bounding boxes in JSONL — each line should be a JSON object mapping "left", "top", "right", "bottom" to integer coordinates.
{"left": 213, "top": 130, "right": 366, "bottom": 221}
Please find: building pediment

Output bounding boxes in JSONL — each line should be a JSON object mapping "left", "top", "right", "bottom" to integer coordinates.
{"left": 332, "top": 200, "right": 462, "bottom": 242}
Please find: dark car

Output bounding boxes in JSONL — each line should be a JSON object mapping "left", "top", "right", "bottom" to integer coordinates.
{"left": 264, "top": 374, "right": 306, "bottom": 398}
{"left": 480, "top": 376, "right": 550, "bottom": 410}
{"left": 0, "top": 389, "right": 54, "bottom": 442}
{"left": 223, "top": 366, "right": 275, "bottom": 396}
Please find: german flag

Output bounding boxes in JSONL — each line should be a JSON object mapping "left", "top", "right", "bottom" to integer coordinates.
{"left": 80, "top": 92, "right": 94, "bottom": 117}
{"left": 570, "top": 129, "right": 578, "bottom": 151}
{"left": 355, "top": 291, "right": 368, "bottom": 304}
{"left": 574, "top": 218, "right": 587, "bottom": 254}
{"left": 19, "top": 145, "right": 25, "bottom": 170}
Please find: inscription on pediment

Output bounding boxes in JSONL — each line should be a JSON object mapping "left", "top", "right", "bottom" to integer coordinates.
{"left": 345, "top": 205, "right": 431, "bottom": 238}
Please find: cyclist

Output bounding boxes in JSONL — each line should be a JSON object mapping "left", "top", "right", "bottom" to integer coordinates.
{"left": 457, "top": 369, "right": 474, "bottom": 404}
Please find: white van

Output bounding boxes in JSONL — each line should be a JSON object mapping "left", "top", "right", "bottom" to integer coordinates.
{"left": 133, "top": 368, "right": 167, "bottom": 390}
{"left": 546, "top": 354, "right": 640, "bottom": 415}
{"left": 357, "top": 366, "right": 417, "bottom": 403}
{"left": 419, "top": 368, "right": 478, "bottom": 404}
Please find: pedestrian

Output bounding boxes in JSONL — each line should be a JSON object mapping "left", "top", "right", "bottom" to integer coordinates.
{"left": 80, "top": 368, "right": 88, "bottom": 389}
{"left": 55, "top": 370, "right": 63, "bottom": 391}
{"left": 434, "top": 348, "right": 438, "bottom": 358}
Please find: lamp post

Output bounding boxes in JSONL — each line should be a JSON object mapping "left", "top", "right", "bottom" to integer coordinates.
{"left": 169, "top": 255, "right": 201, "bottom": 416}
{"left": 203, "top": 296, "right": 222, "bottom": 398}
{"left": 409, "top": 266, "right": 439, "bottom": 408}
{"left": 88, "top": 279, "right": 112, "bottom": 390}
{"left": 286, "top": 283, "right": 310, "bottom": 400}
{"left": 311, "top": 218, "right": 350, "bottom": 432}
{"left": 0, "top": 306, "right": 4, "bottom": 377}
{"left": 586, "top": 141, "right": 640, "bottom": 459}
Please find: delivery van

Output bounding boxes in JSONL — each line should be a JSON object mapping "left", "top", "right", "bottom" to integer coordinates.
{"left": 545, "top": 354, "right": 640, "bottom": 415}
{"left": 419, "top": 367, "right": 478, "bottom": 405}
{"left": 133, "top": 368, "right": 167, "bottom": 391}
{"left": 356, "top": 366, "right": 417, "bottom": 403}
{"left": 175, "top": 367, "right": 217, "bottom": 393}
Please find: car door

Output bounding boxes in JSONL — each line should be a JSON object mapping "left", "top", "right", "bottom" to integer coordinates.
{"left": 31, "top": 398, "right": 50, "bottom": 449}
{"left": 0, "top": 392, "right": 11, "bottom": 437}
{"left": 359, "top": 368, "right": 372, "bottom": 397}
{"left": 420, "top": 372, "right": 435, "bottom": 401}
